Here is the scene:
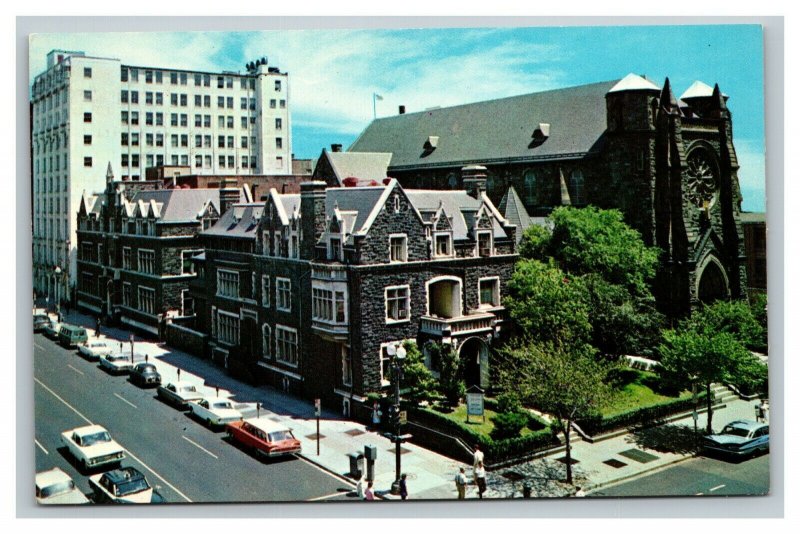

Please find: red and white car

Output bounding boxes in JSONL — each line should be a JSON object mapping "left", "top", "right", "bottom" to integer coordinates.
{"left": 225, "top": 418, "right": 301, "bottom": 459}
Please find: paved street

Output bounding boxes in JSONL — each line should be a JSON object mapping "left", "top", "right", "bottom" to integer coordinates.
{"left": 590, "top": 453, "right": 769, "bottom": 497}
{"left": 33, "top": 334, "right": 357, "bottom": 503}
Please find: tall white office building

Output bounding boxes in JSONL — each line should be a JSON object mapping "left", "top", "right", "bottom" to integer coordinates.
{"left": 31, "top": 49, "right": 292, "bottom": 299}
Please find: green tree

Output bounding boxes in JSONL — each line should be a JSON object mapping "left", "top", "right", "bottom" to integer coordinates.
{"left": 497, "top": 341, "right": 611, "bottom": 484}
{"left": 505, "top": 259, "right": 592, "bottom": 347}
{"left": 435, "top": 343, "right": 465, "bottom": 406}
{"left": 684, "top": 300, "right": 765, "bottom": 352}
{"left": 515, "top": 207, "right": 664, "bottom": 356}
{"left": 394, "top": 340, "right": 437, "bottom": 405}
{"left": 657, "top": 329, "right": 753, "bottom": 434}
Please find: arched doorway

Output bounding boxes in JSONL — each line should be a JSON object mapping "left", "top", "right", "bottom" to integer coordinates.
{"left": 697, "top": 259, "right": 729, "bottom": 304}
{"left": 459, "top": 337, "right": 489, "bottom": 389}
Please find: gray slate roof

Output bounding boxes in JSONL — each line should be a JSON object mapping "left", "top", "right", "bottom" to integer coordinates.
{"left": 203, "top": 203, "right": 264, "bottom": 238}
{"left": 130, "top": 188, "right": 226, "bottom": 223}
{"left": 404, "top": 190, "right": 506, "bottom": 240}
{"left": 325, "top": 186, "right": 389, "bottom": 235}
{"left": 349, "top": 80, "right": 619, "bottom": 169}
{"left": 498, "top": 186, "right": 533, "bottom": 244}
{"left": 325, "top": 151, "right": 392, "bottom": 185}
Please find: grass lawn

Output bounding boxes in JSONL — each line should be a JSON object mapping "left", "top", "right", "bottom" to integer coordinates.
{"left": 600, "top": 369, "right": 691, "bottom": 417}
{"left": 428, "top": 403, "right": 542, "bottom": 438}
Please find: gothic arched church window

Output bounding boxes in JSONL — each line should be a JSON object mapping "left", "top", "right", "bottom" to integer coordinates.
{"left": 523, "top": 170, "right": 537, "bottom": 205}
{"left": 569, "top": 170, "right": 585, "bottom": 205}
{"left": 686, "top": 150, "right": 719, "bottom": 208}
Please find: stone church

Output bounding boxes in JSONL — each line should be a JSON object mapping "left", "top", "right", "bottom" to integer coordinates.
{"left": 348, "top": 73, "right": 749, "bottom": 316}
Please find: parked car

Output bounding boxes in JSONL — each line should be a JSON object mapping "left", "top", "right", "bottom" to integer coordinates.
{"left": 60, "top": 424, "right": 125, "bottom": 471}
{"left": 702, "top": 419, "right": 769, "bottom": 458}
{"left": 35, "top": 467, "right": 90, "bottom": 505}
{"left": 78, "top": 339, "right": 114, "bottom": 360}
{"left": 43, "top": 321, "right": 62, "bottom": 340}
{"left": 156, "top": 381, "right": 205, "bottom": 409}
{"left": 99, "top": 353, "right": 140, "bottom": 374}
{"left": 33, "top": 314, "right": 52, "bottom": 333}
{"left": 225, "top": 418, "right": 301, "bottom": 459}
{"left": 58, "top": 324, "right": 89, "bottom": 348}
{"left": 188, "top": 397, "right": 244, "bottom": 428}
{"left": 130, "top": 362, "right": 162, "bottom": 387}
{"left": 89, "top": 467, "right": 154, "bottom": 504}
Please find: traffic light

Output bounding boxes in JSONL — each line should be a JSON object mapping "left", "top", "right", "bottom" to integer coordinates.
{"left": 387, "top": 404, "right": 401, "bottom": 428}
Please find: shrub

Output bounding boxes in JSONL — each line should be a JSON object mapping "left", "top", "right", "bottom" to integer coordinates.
{"left": 576, "top": 393, "right": 707, "bottom": 435}
{"left": 496, "top": 392, "right": 522, "bottom": 414}
{"left": 490, "top": 411, "right": 528, "bottom": 440}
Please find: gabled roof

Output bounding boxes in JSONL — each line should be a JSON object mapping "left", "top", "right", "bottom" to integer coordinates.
{"left": 203, "top": 203, "right": 264, "bottom": 238}
{"left": 128, "top": 188, "right": 232, "bottom": 223}
{"left": 348, "top": 80, "right": 619, "bottom": 169}
{"left": 79, "top": 192, "right": 101, "bottom": 216}
{"left": 498, "top": 187, "right": 532, "bottom": 243}
{"left": 404, "top": 190, "right": 507, "bottom": 240}
{"left": 323, "top": 151, "right": 392, "bottom": 185}
{"left": 324, "top": 184, "right": 393, "bottom": 239}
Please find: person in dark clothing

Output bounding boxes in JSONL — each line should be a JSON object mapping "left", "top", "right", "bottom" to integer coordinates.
{"left": 399, "top": 473, "right": 408, "bottom": 500}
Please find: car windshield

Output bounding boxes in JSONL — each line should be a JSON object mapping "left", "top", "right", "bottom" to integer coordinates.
{"left": 114, "top": 477, "right": 150, "bottom": 497}
{"left": 82, "top": 431, "right": 111, "bottom": 446}
{"left": 268, "top": 431, "right": 294, "bottom": 442}
{"left": 108, "top": 354, "right": 127, "bottom": 361}
{"left": 212, "top": 401, "right": 233, "bottom": 410}
{"left": 138, "top": 365, "right": 156, "bottom": 372}
{"left": 721, "top": 425, "right": 752, "bottom": 438}
{"left": 40, "top": 480, "right": 75, "bottom": 498}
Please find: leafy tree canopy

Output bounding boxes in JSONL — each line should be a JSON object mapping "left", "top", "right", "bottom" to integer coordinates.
{"left": 682, "top": 300, "right": 765, "bottom": 352}
{"left": 505, "top": 259, "right": 592, "bottom": 347}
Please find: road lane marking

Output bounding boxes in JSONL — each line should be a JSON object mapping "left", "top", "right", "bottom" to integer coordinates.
{"left": 181, "top": 436, "right": 218, "bottom": 459}
{"left": 67, "top": 364, "right": 84, "bottom": 376}
{"left": 695, "top": 492, "right": 704, "bottom": 496}
{"left": 307, "top": 490, "right": 353, "bottom": 502}
{"left": 34, "top": 342, "right": 47, "bottom": 351}
{"left": 34, "top": 376, "right": 193, "bottom": 503}
{"left": 113, "top": 393, "right": 137, "bottom": 409}
{"left": 295, "top": 454, "right": 356, "bottom": 487}
{"left": 34, "top": 439, "right": 49, "bottom": 455}
{"left": 709, "top": 484, "right": 726, "bottom": 492}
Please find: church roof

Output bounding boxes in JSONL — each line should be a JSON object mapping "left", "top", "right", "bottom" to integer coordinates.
{"left": 607, "top": 73, "right": 660, "bottom": 94}
{"left": 348, "top": 80, "right": 619, "bottom": 170}
{"left": 130, "top": 188, "right": 227, "bottom": 223}
{"left": 680, "top": 80, "right": 729, "bottom": 100}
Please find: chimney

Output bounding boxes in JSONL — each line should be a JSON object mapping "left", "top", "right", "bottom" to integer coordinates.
{"left": 219, "top": 178, "right": 240, "bottom": 215}
{"left": 300, "top": 181, "right": 328, "bottom": 259}
{"left": 330, "top": 143, "right": 342, "bottom": 153}
{"left": 461, "top": 165, "right": 488, "bottom": 199}
{"left": 399, "top": 105, "right": 406, "bottom": 115}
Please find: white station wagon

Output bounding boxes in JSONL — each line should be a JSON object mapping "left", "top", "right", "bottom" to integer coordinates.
{"left": 188, "top": 397, "right": 244, "bottom": 428}
{"left": 61, "top": 424, "right": 125, "bottom": 470}
{"left": 35, "top": 467, "right": 90, "bottom": 505}
{"left": 78, "top": 339, "right": 114, "bottom": 360}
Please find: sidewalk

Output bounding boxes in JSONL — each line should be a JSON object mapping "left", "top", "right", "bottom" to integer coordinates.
{"left": 40, "top": 306, "right": 765, "bottom": 500}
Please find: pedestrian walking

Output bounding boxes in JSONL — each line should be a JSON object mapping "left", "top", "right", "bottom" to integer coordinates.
{"left": 399, "top": 473, "right": 408, "bottom": 500}
{"left": 455, "top": 467, "right": 468, "bottom": 499}
{"left": 96, "top": 316, "right": 102, "bottom": 337}
{"left": 364, "top": 481, "right": 375, "bottom": 501}
{"left": 355, "top": 474, "right": 365, "bottom": 499}
{"left": 474, "top": 461, "right": 487, "bottom": 499}
{"left": 472, "top": 443, "right": 484, "bottom": 479}
{"left": 756, "top": 399, "right": 769, "bottom": 423}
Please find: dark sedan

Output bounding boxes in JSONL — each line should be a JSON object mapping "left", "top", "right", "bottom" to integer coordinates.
{"left": 33, "top": 314, "right": 52, "bottom": 333}
{"left": 130, "top": 362, "right": 162, "bottom": 387}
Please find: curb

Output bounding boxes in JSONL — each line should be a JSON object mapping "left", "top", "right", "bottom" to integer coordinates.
{"left": 585, "top": 453, "right": 697, "bottom": 494}
{"left": 295, "top": 453, "right": 400, "bottom": 501}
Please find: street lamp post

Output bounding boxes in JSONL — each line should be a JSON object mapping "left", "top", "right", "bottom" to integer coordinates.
{"left": 386, "top": 343, "right": 406, "bottom": 495}
{"left": 54, "top": 266, "right": 62, "bottom": 317}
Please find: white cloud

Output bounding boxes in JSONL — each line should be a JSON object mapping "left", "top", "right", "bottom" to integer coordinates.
{"left": 734, "top": 138, "right": 767, "bottom": 212}
{"left": 30, "top": 29, "right": 568, "bottom": 137}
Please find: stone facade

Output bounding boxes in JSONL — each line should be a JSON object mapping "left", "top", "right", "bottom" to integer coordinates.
{"left": 349, "top": 76, "right": 750, "bottom": 316}
{"left": 190, "top": 177, "right": 519, "bottom": 416}
{"left": 76, "top": 171, "right": 230, "bottom": 336}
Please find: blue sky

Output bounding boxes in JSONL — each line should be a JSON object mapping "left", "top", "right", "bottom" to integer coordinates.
{"left": 30, "top": 24, "right": 766, "bottom": 211}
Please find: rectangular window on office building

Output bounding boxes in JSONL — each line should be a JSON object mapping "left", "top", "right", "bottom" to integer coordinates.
{"left": 138, "top": 286, "right": 155, "bottom": 315}
{"left": 83, "top": 135, "right": 91, "bottom": 145}
{"left": 131, "top": 91, "right": 138, "bottom": 104}
{"left": 275, "top": 326, "right": 298, "bottom": 367}
{"left": 83, "top": 112, "right": 92, "bottom": 123}
{"left": 275, "top": 137, "right": 282, "bottom": 149}
{"left": 170, "top": 72, "right": 178, "bottom": 85}
{"left": 138, "top": 249, "right": 155, "bottom": 274}
{"left": 83, "top": 90, "right": 92, "bottom": 102}
{"left": 83, "top": 157, "right": 92, "bottom": 167}
{"left": 84, "top": 67, "right": 92, "bottom": 78}
{"left": 131, "top": 112, "right": 139, "bottom": 125}
{"left": 275, "top": 118, "right": 282, "bottom": 130}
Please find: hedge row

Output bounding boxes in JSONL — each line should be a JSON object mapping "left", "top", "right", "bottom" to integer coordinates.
{"left": 410, "top": 407, "right": 558, "bottom": 463}
{"left": 575, "top": 393, "right": 708, "bottom": 436}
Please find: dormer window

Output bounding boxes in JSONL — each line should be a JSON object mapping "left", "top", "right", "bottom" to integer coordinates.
{"left": 434, "top": 233, "right": 452, "bottom": 257}
{"left": 329, "top": 237, "right": 342, "bottom": 261}
{"left": 477, "top": 231, "right": 493, "bottom": 257}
